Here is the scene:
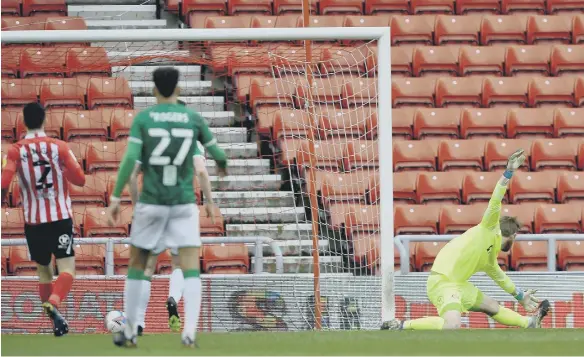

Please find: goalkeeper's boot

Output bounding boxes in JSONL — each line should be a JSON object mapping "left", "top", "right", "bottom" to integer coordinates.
{"left": 181, "top": 336, "right": 199, "bottom": 349}
{"left": 381, "top": 319, "right": 403, "bottom": 330}
{"left": 113, "top": 331, "right": 137, "bottom": 348}
{"left": 528, "top": 299, "right": 550, "bottom": 328}
{"left": 166, "top": 297, "right": 181, "bottom": 332}
{"left": 42, "top": 302, "right": 69, "bottom": 337}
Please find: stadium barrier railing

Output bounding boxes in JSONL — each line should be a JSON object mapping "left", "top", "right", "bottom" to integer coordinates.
{"left": 1, "top": 236, "right": 284, "bottom": 275}
{"left": 395, "top": 234, "right": 584, "bottom": 274}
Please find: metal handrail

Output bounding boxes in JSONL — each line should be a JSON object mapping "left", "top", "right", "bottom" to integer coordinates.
{"left": 395, "top": 234, "right": 584, "bottom": 274}
{"left": 1, "top": 236, "right": 284, "bottom": 275}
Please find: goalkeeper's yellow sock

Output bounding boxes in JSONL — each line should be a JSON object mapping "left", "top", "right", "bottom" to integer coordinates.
{"left": 403, "top": 317, "right": 444, "bottom": 330}
{"left": 492, "top": 307, "right": 529, "bottom": 328}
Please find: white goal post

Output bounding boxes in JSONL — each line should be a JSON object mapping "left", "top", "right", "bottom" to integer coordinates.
{"left": 1, "top": 27, "right": 394, "bottom": 326}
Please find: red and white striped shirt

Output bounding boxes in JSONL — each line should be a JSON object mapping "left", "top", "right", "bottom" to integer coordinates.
{"left": 1, "top": 131, "right": 86, "bottom": 225}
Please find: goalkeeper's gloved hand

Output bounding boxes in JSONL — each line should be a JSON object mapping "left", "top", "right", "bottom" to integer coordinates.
{"left": 506, "top": 149, "right": 526, "bottom": 171}
{"left": 516, "top": 289, "right": 539, "bottom": 313}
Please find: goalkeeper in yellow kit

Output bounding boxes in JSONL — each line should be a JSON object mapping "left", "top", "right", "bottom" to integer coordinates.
{"left": 382, "top": 149, "right": 550, "bottom": 331}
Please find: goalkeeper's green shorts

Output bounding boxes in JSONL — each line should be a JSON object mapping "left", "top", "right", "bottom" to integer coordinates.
{"left": 427, "top": 273, "right": 484, "bottom": 317}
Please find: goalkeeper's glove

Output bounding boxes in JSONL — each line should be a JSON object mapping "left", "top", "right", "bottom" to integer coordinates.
{"left": 506, "top": 149, "right": 526, "bottom": 171}
{"left": 515, "top": 289, "right": 539, "bottom": 313}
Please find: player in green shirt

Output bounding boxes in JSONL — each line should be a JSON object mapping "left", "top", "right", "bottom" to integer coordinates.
{"left": 107, "top": 67, "right": 227, "bottom": 348}
{"left": 382, "top": 150, "right": 549, "bottom": 331}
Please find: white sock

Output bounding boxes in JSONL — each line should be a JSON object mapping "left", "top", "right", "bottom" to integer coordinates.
{"left": 137, "top": 280, "right": 151, "bottom": 329}
{"left": 123, "top": 274, "right": 143, "bottom": 339}
{"left": 168, "top": 268, "right": 184, "bottom": 303}
{"left": 181, "top": 276, "right": 202, "bottom": 341}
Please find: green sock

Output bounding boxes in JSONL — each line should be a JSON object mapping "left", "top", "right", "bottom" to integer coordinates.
{"left": 403, "top": 317, "right": 445, "bottom": 330}
{"left": 492, "top": 307, "right": 530, "bottom": 328}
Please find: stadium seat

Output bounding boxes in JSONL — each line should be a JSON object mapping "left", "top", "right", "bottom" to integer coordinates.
{"left": 501, "top": 204, "right": 537, "bottom": 233}
{"left": 295, "top": 76, "right": 352, "bottom": 108}
{"left": 535, "top": 204, "right": 582, "bottom": 233}
{"left": 411, "top": 0, "right": 454, "bottom": 14}
{"left": 575, "top": 76, "right": 584, "bottom": 107}
{"left": 104, "top": 173, "right": 141, "bottom": 205}
{"left": 579, "top": 143, "right": 584, "bottom": 170}
{"left": 434, "top": 15, "right": 482, "bottom": 45}
{"left": 1, "top": 109, "right": 19, "bottom": 141}
{"left": 109, "top": 109, "right": 139, "bottom": 140}
{"left": 19, "top": 47, "right": 67, "bottom": 78}
{"left": 86, "top": 77, "right": 133, "bottom": 109}
{"left": 228, "top": 0, "right": 273, "bottom": 15}
{"left": 204, "top": 15, "right": 252, "bottom": 29}
{"left": 319, "top": 0, "right": 363, "bottom": 15}
{"left": 458, "top": 46, "right": 505, "bottom": 77}
{"left": 394, "top": 204, "right": 440, "bottom": 235}
{"left": 1, "top": 0, "right": 21, "bottom": 16}
{"left": 416, "top": 171, "right": 465, "bottom": 204}
{"left": 557, "top": 240, "right": 584, "bottom": 271}
{"left": 350, "top": 232, "right": 380, "bottom": 272}
{"left": 484, "top": 138, "right": 533, "bottom": 171}
{"left": 319, "top": 107, "right": 374, "bottom": 139}
{"left": 463, "top": 172, "right": 507, "bottom": 204}
{"left": 393, "top": 77, "right": 436, "bottom": 107}
{"left": 435, "top": 76, "right": 483, "bottom": 108}
{"left": 155, "top": 249, "right": 173, "bottom": 275}
{"left": 412, "top": 46, "right": 459, "bottom": 77}
{"left": 16, "top": 110, "right": 62, "bottom": 139}
{"left": 63, "top": 110, "right": 109, "bottom": 142}
{"left": 344, "top": 204, "right": 380, "bottom": 236}
{"left": 182, "top": 0, "right": 227, "bottom": 20}
{"left": 22, "top": 0, "right": 66, "bottom": 16}
{"left": 85, "top": 141, "right": 127, "bottom": 172}
{"left": 1, "top": 17, "right": 46, "bottom": 32}
{"left": 393, "top": 171, "right": 419, "bottom": 204}
{"left": 321, "top": 171, "right": 371, "bottom": 208}
{"left": 481, "top": 15, "right": 529, "bottom": 45}
{"left": 389, "top": 46, "right": 414, "bottom": 77}
{"left": 413, "top": 108, "right": 460, "bottom": 138}
{"left": 295, "top": 140, "right": 347, "bottom": 171}
{"left": 415, "top": 241, "right": 448, "bottom": 272}
{"left": 202, "top": 244, "right": 249, "bottom": 274}
{"left": 390, "top": 15, "right": 435, "bottom": 46}
{"left": 75, "top": 244, "right": 105, "bottom": 275}
{"left": 437, "top": 139, "right": 485, "bottom": 171}
{"left": 506, "top": 108, "right": 554, "bottom": 138}
{"left": 66, "top": 141, "right": 88, "bottom": 167}
{"left": 68, "top": 173, "right": 107, "bottom": 206}
{"left": 460, "top": 108, "right": 508, "bottom": 138}
{"left": 557, "top": 172, "right": 584, "bottom": 203}
{"left": 364, "top": 0, "right": 409, "bottom": 14}
{"left": 273, "top": 0, "right": 317, "bottom": 14}
{"left": 439, "top": 203, "right": 489, "bottom": 234}
{"left": 340, "top": 77, "right": 378, "bottom": 107}
{"left": 509, "top": 171, "right": 558, "bottom": 203}
{"left": 249, "top": 77, "right": 305, "bottom": 111}
{"left": 344, "top": 140, "right": 379, "bottom": 170}
{"left": 365, "top": 174, "right": 380, "bottom": 204}
{"left": 574, "top": 14, "right": 584, "bottom": 44}
{"left": 9, "top": 246, "right": 37, "bottom": 276}
{"left": 482, "top": 77, "right": 530, "bottom": 107}
{"left": 553, "top": 108, "right": 584, "bottom": 137}
{"left": 1, "top": 208, "right": 25, "bottom": 238}
{"left": 547, "top": 0, "right": 584, "bottom": 14}
{"left": 393, "top": 139, "right": 438, "bottom": 171}
{"left": 83, "top": 206, "right": 132, "bottom": 237}
{"left": 505, "top": 45, "right": 551, "bottom": 77}
{"left": 271, "top": 108, "right": 313, "bottom": 141}
{"left": 44, "top": 17, "right": 87, "bottom": 39}
{"left": 502, "top": 0, "right": 545, "bottom": 14}
{"left": 320, "top": 46, "right": 369, "bottom": 75}
{"left": 39, "top": 78, "right": 85, "bottom": 109}
{"left": 531, "top": 138, "right": 578, "bottom": 171}
{"left": 2, "top": 48, "right": 21, "bottom": 78}
{"left": 113, "top": 243, "right": 131, "bottom": 275}
{"left": 527, "top": 15, "right": 572, "bottom": 44}
{"left": 66, "top": 47, "right": 112, "bottom": 78}
{"left": 390, "top": 107, "right": 415, "bottom": 139}
{"left": 1, "top": 79, "right": 38, "bottom": 107}
{"left": 343, "top": 14, "right": 393, "bottom": 29}
{"left": 455, "top": 0, "right": 500, "bottom": 14}
{"left": 1, "top": 246, "right": 9, "bottom": 275}
{"left": 528, "top": 77, "right": 576, "bottom": 108}
{"left": 511, "top": 240, "right": 548, "bottom": 271}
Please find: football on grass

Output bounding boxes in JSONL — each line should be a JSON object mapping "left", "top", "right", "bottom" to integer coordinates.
{"left": 105, "top": 311, "right": 126, "bottom": 333}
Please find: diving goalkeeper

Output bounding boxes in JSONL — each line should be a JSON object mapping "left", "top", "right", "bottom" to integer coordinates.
{"left": 382, "top": 149, "right": 550, "bottom": 331}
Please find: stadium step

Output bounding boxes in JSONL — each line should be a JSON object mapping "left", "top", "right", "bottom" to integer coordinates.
{"left": 210, "top": 174, "right": 279, "bottom": 191}
{"left": 205, "top": 158, "right": 269, "bottom": 176}
{"left": 245, "top": 239, "right": 328, "bottom": 257}
{"left": 226, "top": 223, "right": 313, "bottom": 240}
{"left": 252, "top": 255, "right": 342, "bottom": 273}
{"left": 205, "top": 143, "right": 257, "bottom": 159}
{"left": 220, "top": 207, "right": 305, "bottom": 224}
{"left": 209, "top": 127, "right": 246, "bottom": 144}
{"left": 68, "top": 5, "right": 158, "bottom": 20}
{"left": 200, "top": 112, "right": 235, "bottom": 127}
{"left": 134, "top": 96, "right": 224, "bottom": 112}
{"left": 85, "top": 20, "right": 167, "bottom": 29}
{"left": 113, "top": 65, "right": 202, "bottom": 81}
{"left": 212, "top": 191, "right": 294, "bottom": 208}
{"left": 106, "top": 49, "right": 187, "bottom": 61}
{"left": 129, "top": 80, "right": 212, "bottom": 96}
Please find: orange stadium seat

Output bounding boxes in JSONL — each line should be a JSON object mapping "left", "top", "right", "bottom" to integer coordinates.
{"left": 320, "top": 46, "right": 369, "bottom": 75}
{"left": 319, "top": 0, "right": 364, "bottom": 15}
{"left": 458, "top": 46, "right": 505, "bottom": 77}
{"left": 155, "top": 250, "right": 173, "bottom": 275}
{"left": 391, "top": 107, "right": 416, "bottom": 139}
{"left": 547, "top": 0, "right": 584, "bottom": 14}
{"left": 249, "top": 76, "right": 304, "bottom": 110}
{"left": 435, "top": 15, "right": 482, "bottom": 45}
{"left": 9, "top": 246, "right": 37, "bottom": 276}
{"left": 366, "top": 174, "right": 380, "bottom": 204}
{"left": 482, "top": 77, "right": 530, "bottom": 107}
{"left": 319, "top": 108, "right": 374, "bottom": 138}
{"left": 484, "top": 138, "right": 533, "bottom": 171}
{"left": 344, "top": 140, "right": 379, "bottom": 170}
{"left": 16, "top": 110, "right": 62, "bottom": 139}
{"left": 44, "top": 17, "right": 88, "bottom": 46}
{"left": 182, "top": 0, "right": 227, "bottom": 19}
{"left": 86, "top": 77, "right": 133, "bottom": 109}
{"left": 455, "top": 0, "right": 500, "bottom": 14}
{"left": 460, "top": 108, "right": 508, "bottom": 138}
{"left": 344, "top": 204, "right": 380, "bottom": 236}
{"left": 481, "top": 15, "right": 529, "bottom": 45}
{"left": 528, "top": 77, "right": 576, "bottom": 107}
{"left": 273, "top": 0, "right": 317, "bottom": 15}
{"left": 364, "top": 0, "right": 408, "bottom": 14}
{"left": 68, "top": 173, "right": 107, "bottom": 206}
{"left": 436, "top": 76, "right": 483, "bottom": 108}
{"left": 509, "top": 171, "right": 558, "bottom": 203}
{"left": 531, "top": 138, "right": 578, "bottom": 171}
{"left": 415, "top": 241, "right": 448, "bottom": 272}
{"left": 390, "top": 15, "right": 435, "bottom": 46}
{"left": 505, "top": 45, "right": 551, "bottom": 77}
{"left": 321, "top": 171, "right": 371, "bottom": 207}
{"left": 340, "top": 77, "right": 377, "bottom": 107}
{"left": 2, "top": 48, "right": 22, "bottom": 78}
{"left": 1, "top": 17, "right": 46, "bottom": 32}
{"left": 502, "top": 0, "right": 545, "bottom": 14}
{"left": 437, "top": 138, "right": 485, "bottom": 171}
{"left": 83, "top": 206, "right": 132, "bottom": 237}
{"left": 579, "top": 142, "right": 584, "bottom": 170}
{"left": 411, "top": 0, "right": 454, "bottom": 14}
{"left": 39, "top": 78, "right": 85, "bottom": 109}
{"left": 296, "top": 140, "right": 347, "bottom": 171}
{"left": 527, "top": 15, "right": 573, "bottom": 44}
{"left": 202, "top": 244, "right": 249, "bottom": 274}
{"left": 1, "top": 0, "right": 22, "bottom": 16}
{"left": 22, "top": 0, "right": 67, "bottom": 16}
{"left": 550, "top": 44, "right": 584, "bottom": 76}
{"left": 271, "top": 108, "right": 313, "bottom": 141}
{"left": 278, "top": 138, "right": 306, "bottom": 167}
{"left": 392, "top": 139, "right": 438, "bottom": 171}
{"left": 416, "top": 171, "right": 465, "bottom": 204}
{"left": 413, "top": 108, "right": 460, "bottom": 138}
{"left": 511, "top": 240, "right": 548, "bottom": 271}
{"left": 228, "top": 0, "right": 273, "bottom": 15}
{"left": 1, "top": 208, "right": 25, "bottom": 238}
{"left": 393, "top": 171, "right": 419, "bottom": 203}
{"left": 204, "top": 15, "right": 252, "bottom": 29}
{"left": 557, "top": 240, "right": 584, "bottom": 271}
{"left": 328, "top": 203, "right": 365, "bottom": 228}
{"left": 389, "top": 46, "right": 415, "bottom": 77}
{"left": 1, "top": 79, "right": 38, "bottom": 107}
{"left": 573, "top": 14, "right": 584, "bottom": 44}
{"left": 535, "top": 204, "right": 582, "bottom": 233}
{"left": 63, "top": 110, "right": 109, "bottom": 141}
{"left": 553, "top": 108, "right": 584, "bottom": 137}
{"left": 110, "top": 109, "right": 139, "bottom": 140}
{"left": 412, "top": 46, "right": 459, "bottom": 77}
{"left": 439, "top": 203, "right": 487, "bottom": 234}
{"left": 66, "top": 141, "right": 88, "bottom": 167}
{"left": 343, "top": 14, "right": 393, "bottom": 28}
{"left": 19, "top": 47, "right": 67, "bottom": 78}
{"left": 393, "top": 77, "right": 436, "bottom": 107}
{"left": 85, "top": 141, "right": 127, "bottom": 172}
{"left": 463, "top": 171, "right": 507, "bottom": 204}
{"left": 575, "top": 76, "right": 584, "bottom": 107}
{"left": 506, "top": 108, "right": 554, "bottom": 138}
{"left": 66, "top": 47, "right": 112, "bottom": 78}
{"left": 350, "top": 232, "right": 381, "bottom": 271}
{"left": 501, "top": 204, "right": 537, "bottom": 233}
{"left": 1, "top": 109, "right": 19, "bottom": 141}
{"left": 557, "top": 172, "right": 584, "bottom": 203}
{"left": 75, "top": 244, "right": 105, "bottom": 275}
{"left": 113, "top": 243, "right": 131, "bottom": 275}
{"left": 394, "top": 204, "right": 440, "bottom": 235}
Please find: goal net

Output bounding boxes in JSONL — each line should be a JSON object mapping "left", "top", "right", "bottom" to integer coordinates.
{"left": 0, "top": 25, "right": 392, "bottom": 333}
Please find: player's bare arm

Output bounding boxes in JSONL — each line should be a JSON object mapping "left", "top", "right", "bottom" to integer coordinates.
{"left": 107, "top": 138, "right": 142, "bottom": 226}
{"left": 1, "top": 145, "right": 19, "bottom": 203}
{"left": 194, "top": 155, "right": 216, "bottom": 224}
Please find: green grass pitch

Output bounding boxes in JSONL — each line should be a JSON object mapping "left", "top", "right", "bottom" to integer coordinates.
{"left": 2, "top": 330, "right": 584, "bottom": 356}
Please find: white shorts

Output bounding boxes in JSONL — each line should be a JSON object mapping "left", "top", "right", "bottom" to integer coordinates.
{"left": 130, "top": 203, "right": 201, "bottom": 254}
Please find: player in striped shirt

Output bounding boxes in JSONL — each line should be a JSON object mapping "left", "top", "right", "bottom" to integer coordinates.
{"left": 1, "top": 103, "right": 86, "bottom": 337}
{"left": 382, "top": 150, "right": 550, "bottom": 331}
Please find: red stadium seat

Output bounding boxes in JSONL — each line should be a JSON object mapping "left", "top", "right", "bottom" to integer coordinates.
{"left": 343, "top": 14, "right": 393, "bottom": 28}
{"left": 412, "top": 46, "right": 459, "bottom": 77}
{"left": 272, "top": 108, "right": 313, "bottom": 141}
{"left": 509, "top": 171, "right": 558, "bottom": 203}
{"left": 296, "top": 140, "right": 348, "bottom": 171}
{"left": 344, "top": 140, "right": 379, "bottom": 170}
{"left": 202, "top": 244, "right": 249, "bottom": 274}
{"left": 113, "top": 243, "right": 131, "bottom": 275}
{"left": 86, "top": 77, "right": 133, "bottom": 109}
{"left": 528, "top": 77, "right": 576, "bottom": 108}
{"left": 320, "top": 46, "right": 369, "bottom": 75}
{"left": 480, "top": 15, "right": 529, "bottom": 45}
{"left": 68, "top": 173, "right": 107, "bottom": 206}
{"left": 392, "top": 139, "right": 438, "bottom": 171}
{"left": 249, "top": 76, "right": 305, "bottom": 111}
{"left": 1, "top": 79, "right": 38, "bottom": 107}
{"left": 391, "top": 107, "right": 416, "bottom": 139}
{"left": 413, "top": 108, "right": 460, "bottom": 138}
{"left": 557, "top": 172, "right": 584, "bottom": 203}
{"left": 394, "top": 171, "right": 419, "bottom": 204}
{"left": 273, "top": 0, "right": 317, "bottom": 14}
{"left": 535, "top": 204, "right": 582, "bottom": 233}
{"left": 85, "top": 141, "right": 127, "bottom": 172}
{"left": 39, "top": 78, "right": 85, "bottom": 109}
{"left": 1, "top": 109, "right": 19, "bottom": 142}
{"left": 411, "top": 0, "right": 454, "bottom": 14}
{"left": 1, "top": 17, "right": 46, "bottom": 31}
{"left": 547, "top": 0, "right": 584, "bottom": 14}
{"left": 579, "top": 143, "right": 584, "bottom": 170}
{"left": 506, "top": 108, "right": 555, "bottom": 138}
{"left": 459, "top": 46, "right": 505, "bottom": 77}
{"left": 530, "top": 138, "right": 578, "bottom": 171}
{"left": 574, "top": 15, "right": 584, "bottom": 44}
{"left": 394, "top": 204, "right": 440, "bottom": 235}
{"left": 110, "top": 109, "right": 139, "bottom": 140}
{"left": 390, "top": 15, "right": 435, "bottom": 46}
{"left": 557, "top": 240, "right": 584, "bottom": 271}
{"left": 455, "top": 0, "right": 500, "bottom": 14}
{"left": 228, "top": 0, "right": 272, "bottom": 15}
{"left": 575, "top": 76, "right": 584, "bottom": 107}
{"left": 463, "top": 172, "right": 507, "bottom": 204}
{"left": 344, "top": 204, "right": 380, "bottom": 235}
{"left": 437, "top": 139, "right": 485, "bottom": 171}
{"left": 511, "top": 241, "right": 548, "bottom": 271}
{"left": 19, "top": 47, "right": 67, "bottom": 78}
{"left": 321, "top": 171, "right": 371, "bottom": 208}
{"left": 505, "top": 45, "right": 551, "bottom": 77}
{"left": 83, "top": 206, "right": 132, "bottom": 237}
{"left": 182, "top": 0, "right": 226, "bottom": 19}
{"left": 527, "top": 15, "right": 572, "bottom": 44}
{"left": 415, "top": 241, "right": 448, "bottom": 272}
{"left": 22, "top": 0, "right": 67, "bottom": 16}
{"left": 1, "top": 208, "right": 25, "bottom": 238}
{"left": 63, "top": 110, "right": 109, "bottom": 142}
{"left": 482, "top": 77, "right": 530, "bottom": 108}
{"left": 339, "top": 77, "right": 378, "bottom": 107}
{"left": 392, "top": 77, "right": 436, "bottom": 108}
{"left": 416, "top": 171, "right": 465, "bottom": 204}
{"left": 44, "top": 17, "right": 87, "bottom": 37}
{"left": 388, "top": 46, "right": 414, "bottom": 77}
{"left": 319, "top": 0, "right": 363, "bottom": 15}
{"left": 66, "top": 141, "right": 88, "bottom": 167}
{"left": 435, "top": 15, "right": 482, "bottom": 45}
{"left": 365, "top": 0, "right": 409, "bottom": 14}
{"left": 204, "top": 15, "right": 252, "bottom": 29}
{"left": 502, "top": 0, "right": 545, "bottom": 14}
{"left": 435, "top": 76, "right": 483, "bottom": 108}
{"left": 553, "top": 108, "right": 584, "bottom": 137}
{"left": 1, "top": 0, "right": 22, "bottom": 16}
{"left": 297, "top": 15, "right": 345, "bottom": 29}
{"left": 484, "top": 138, "right": 533, "bottom": 171}
{"left": 2, "top": 48, "right": 22, "bottom": 78}
{"left": 501, "top": 204, "right": 537, "bottom": 233}
{"left": 66, "top": 47, "right": 112, "bottom": 78}
{"left": 75, "top": 244, "right": 105, "bottom": 275}
{"left": 350, "top": 232, "right": 380, "bottom": 271}
{"left": 9, "top": 246, "right": 37, "bottom": 276}
{"left": 460, "top": 108, "right": 508, "bottom": 138}
{"left": 439, "top": 203, "right": 487, "bottom": 234}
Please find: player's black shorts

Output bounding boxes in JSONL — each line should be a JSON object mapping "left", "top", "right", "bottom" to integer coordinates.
{"left": 24, "top": 218, "right": 75, "bottom": 266}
